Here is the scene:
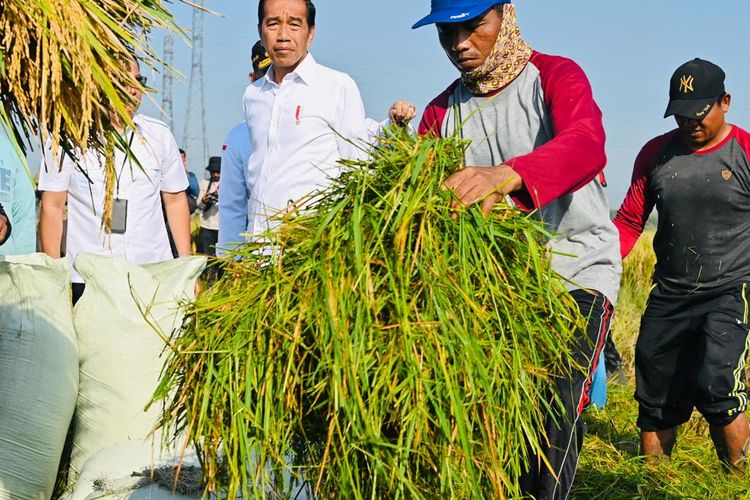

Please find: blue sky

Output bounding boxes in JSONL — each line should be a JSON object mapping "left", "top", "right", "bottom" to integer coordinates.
{"left": 138, "top": 1, "right": 750, "bottom": 207}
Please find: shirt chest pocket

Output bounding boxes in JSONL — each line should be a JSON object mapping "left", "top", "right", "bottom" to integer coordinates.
{"left": 72, "top": 161, "right": 105, "bottom": 193}
{"left": 122, "top": 165, "right": 161, "bottom": 197}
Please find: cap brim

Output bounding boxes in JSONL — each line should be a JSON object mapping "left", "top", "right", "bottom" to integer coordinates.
{"left": 664, "top": 97, "right": 718, "bottom": 119}
{"left": 411, "top": 1, "right": 507, "bottom": 29}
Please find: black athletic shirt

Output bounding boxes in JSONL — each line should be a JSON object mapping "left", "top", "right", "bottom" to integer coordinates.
{"left": 615, "top": 125, "right": 750, "bottom": 293}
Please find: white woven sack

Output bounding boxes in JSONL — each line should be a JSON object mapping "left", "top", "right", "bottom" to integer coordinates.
{"left": 68, "top": 254, "right": 206, "bottom": 480}
{"left": 0, "top": 254, "right": 78, "bottom": 500}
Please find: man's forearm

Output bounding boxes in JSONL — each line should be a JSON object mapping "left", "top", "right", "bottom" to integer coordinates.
{"left": 39, "top": 206, "right": 64, "bottom": 258}
{"left": 163, "top": 192, "right": 191, "bottom": 257}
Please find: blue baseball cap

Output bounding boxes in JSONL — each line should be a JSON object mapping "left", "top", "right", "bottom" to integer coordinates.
{"left": 412, "top": 0, "right": 510, "bottom": 29}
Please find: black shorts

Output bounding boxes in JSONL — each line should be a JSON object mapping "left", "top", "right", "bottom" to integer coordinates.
{"left": 635, "top": 281, "right": 750, "bottom": 431}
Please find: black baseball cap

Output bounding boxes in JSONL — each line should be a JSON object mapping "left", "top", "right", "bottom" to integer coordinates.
{"left": 251, "top": 41, "right": 271, "bottom": 74}
{"left": 664, "top": 58, "right": 725, "bottom": 120}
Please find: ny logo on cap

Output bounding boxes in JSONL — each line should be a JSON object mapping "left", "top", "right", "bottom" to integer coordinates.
{"left": 679, "top": 75, "right": 695, "bottom": 94}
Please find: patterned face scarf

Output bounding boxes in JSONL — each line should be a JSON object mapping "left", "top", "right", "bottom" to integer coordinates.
{"left": 461, "top": 4, "right": 533, "bottom": 96}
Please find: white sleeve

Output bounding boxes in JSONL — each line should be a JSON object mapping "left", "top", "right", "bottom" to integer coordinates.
{"left": 335, "top": 76, "right": 369, "bottom": 161}
{"left": 366, "top": 117, "right": 415, "bottom": 141}
{"left": 37, "top": 144, "right": 74, "bottom": 192}
{"left": 159, "top": 129, "right": 188, "bottom": 193}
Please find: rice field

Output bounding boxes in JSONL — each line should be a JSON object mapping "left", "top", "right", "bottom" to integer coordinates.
{"left": 571, "top": 231, "right": 750, "bottom": 499}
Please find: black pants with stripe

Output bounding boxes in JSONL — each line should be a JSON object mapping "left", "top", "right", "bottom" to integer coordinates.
{"left": 636, "top": 280, "right": 750, "bottom": 431}
{"left": 522, "top": 289, "right": 613, "bottom": 500}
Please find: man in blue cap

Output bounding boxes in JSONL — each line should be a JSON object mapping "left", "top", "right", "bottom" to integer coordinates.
{"left": 414, "top": 1, "right": 621, "bottom": 498}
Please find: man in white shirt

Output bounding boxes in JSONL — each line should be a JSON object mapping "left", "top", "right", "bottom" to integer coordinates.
{"left": 243, "top": 0, "right": 371, "bottom": 238}
{"left": 222, "top": 12, "right": 424, "bottom": 255}
{"left": 39, "top": 58, "right": 191, "bottom": 303}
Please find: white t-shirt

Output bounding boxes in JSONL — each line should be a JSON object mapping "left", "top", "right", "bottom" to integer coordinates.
{"left": 38, "top": 114, "right": 188, "bottom": 283}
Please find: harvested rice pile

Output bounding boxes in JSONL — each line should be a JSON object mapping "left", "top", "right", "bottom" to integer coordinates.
{"left": 155, "top": 129, "right": 583, "bottom": 499}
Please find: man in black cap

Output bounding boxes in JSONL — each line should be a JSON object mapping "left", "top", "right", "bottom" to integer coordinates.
{"left": 615, "top": 58, "right": 750, "bottom": 471}
{"left": 197, "top": 156, "right": 221, "bottom": 256}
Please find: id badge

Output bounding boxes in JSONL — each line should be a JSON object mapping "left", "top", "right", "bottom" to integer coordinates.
{"left": 111, "top": 198, "right": 128, "bottom": 234}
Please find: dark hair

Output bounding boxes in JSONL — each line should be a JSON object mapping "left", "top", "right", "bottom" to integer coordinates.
{"left": 258, "top": 0, "right": 316, "bottom": 28}
{"left": 179, "top": 149, "right": 186, "bottom": 156}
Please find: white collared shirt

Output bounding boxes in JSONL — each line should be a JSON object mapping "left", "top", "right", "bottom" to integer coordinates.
{"left": 38, "top": 114, "right": 188, "bottom": 283}
{"left": 242, "top": 53, "right": 369, "bottom": 236}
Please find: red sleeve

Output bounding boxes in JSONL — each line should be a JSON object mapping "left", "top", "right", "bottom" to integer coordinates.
{"left": 613, "top": 131, "right": 675, "bottom": 258}
{"left": 417, "top": 80, "right": 460, "bottom": 137}
{"left": 505, "top": 52, "right": 606, "bottom": 210}
{"left": 730, "top": 125, "right": 750, "bottom": 159}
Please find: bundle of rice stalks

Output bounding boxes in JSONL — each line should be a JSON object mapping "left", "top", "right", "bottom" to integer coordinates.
{"left": 0, "top": 0, "right": 186, "bottom": 227}
{"left": 155, "top": 130, "right": 584, "bottom": 499}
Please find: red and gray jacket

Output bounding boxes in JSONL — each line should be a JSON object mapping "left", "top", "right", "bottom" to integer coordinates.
{"left": 419, "top": 51, "right": 621, "bottom": 303}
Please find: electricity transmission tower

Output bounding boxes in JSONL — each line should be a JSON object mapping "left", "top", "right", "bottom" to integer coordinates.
{"left": 182, "top": 0, "right": 209, "bottom": 165}
{"left": 161, "top": 32, "right": 174, "bottom": 127}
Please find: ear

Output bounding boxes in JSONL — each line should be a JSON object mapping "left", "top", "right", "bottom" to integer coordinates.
{"left": 306, "top": 25, "right": 316, "bottom": 49}
{"left": 721, "top": 93, "right": 732, "bottom": 112}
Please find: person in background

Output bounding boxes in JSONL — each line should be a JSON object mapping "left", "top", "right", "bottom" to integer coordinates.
{"left": 180, "top": 148, "right": 200, "bottom": 214}
{"left": 0, "top": 130, "right": 35, "bottom": 255}
{"left": 39, "top": 57, "right": 191, "bottom": 304}
{"left": 217, "top": 41, "right": 271, "bottom": 256}
{"left": 197, "top": 156, "right": 221, "bottom": 256}
{"left": 413, "top": 1, "right": 621, "bottom": 497}
{"left": 614, "top": 58, "right": 750, "bottom": 472}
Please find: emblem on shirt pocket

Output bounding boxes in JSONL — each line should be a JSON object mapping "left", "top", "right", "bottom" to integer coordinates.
{"left": 722, "top": 169, "right": 733, "bottom": 181}
{"left": 295, "top": 105, "right": 303, "bottom": 126}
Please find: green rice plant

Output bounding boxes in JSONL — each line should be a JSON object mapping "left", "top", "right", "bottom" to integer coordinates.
{"left": 574, "top": 385, "right": 750, "bottom": 499}
{"left": 610, "top": 231, "right": 655, "bottom": 374}
{"left": 154, "top": 129, "right": 585, "bottom": 499}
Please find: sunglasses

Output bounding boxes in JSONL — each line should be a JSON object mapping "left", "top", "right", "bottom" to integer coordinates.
{"left": 135, "top": 74, "right": 148, "bottom": 85}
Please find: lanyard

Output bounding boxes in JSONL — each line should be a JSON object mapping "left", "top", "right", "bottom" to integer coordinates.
{"left": 115, "top": 132, "right": 135, "bottom": 199}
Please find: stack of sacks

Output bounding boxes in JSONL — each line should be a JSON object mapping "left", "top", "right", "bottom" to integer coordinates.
{"left": 67, "top": 254, "right": 205, "bottom": 488}
{"left": 0, "top": 255, "right": 78, "bottom": 500}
